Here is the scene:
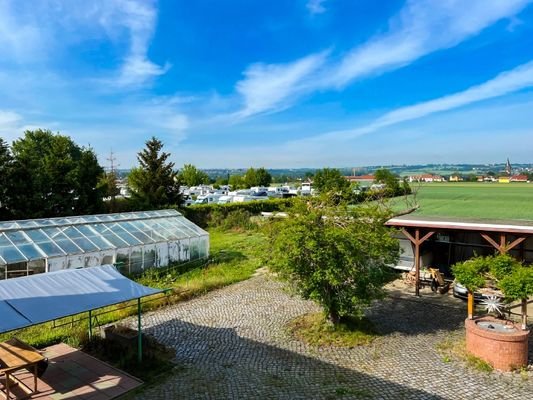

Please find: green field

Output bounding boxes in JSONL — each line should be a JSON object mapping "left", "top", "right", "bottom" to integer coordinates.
{"left": 388, "top": 182, "right": 533, "bottom": 221}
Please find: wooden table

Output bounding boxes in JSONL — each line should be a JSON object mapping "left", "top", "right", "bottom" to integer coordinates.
{"left": 0, "top": 338, "right": 44, "bottom": 399}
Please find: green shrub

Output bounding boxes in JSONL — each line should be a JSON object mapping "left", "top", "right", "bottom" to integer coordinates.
{"left": 488, "top": 253, "right": 520, "bottom": 281}
{"left": 209, "top": 209, "right": 257, "bottom": 231}
{"left": 453, "top": 253, "right": 533, "bottom": 301}
{"left": 452, "top": 257, "right": 488, "bottom": 292}
{"left": 499, "top": 266, "right": 533, "bottom": 301}
{"left": 179, "top": 198, "right": 294, "bottom": 228}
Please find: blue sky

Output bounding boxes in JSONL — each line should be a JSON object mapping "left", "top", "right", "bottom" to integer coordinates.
{"left": 1, "top": 0, "right": 533, "bottom": 168}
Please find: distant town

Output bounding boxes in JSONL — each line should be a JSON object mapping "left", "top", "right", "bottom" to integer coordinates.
{"left": 113, "top": 161, "right": 533, "bottom": 183}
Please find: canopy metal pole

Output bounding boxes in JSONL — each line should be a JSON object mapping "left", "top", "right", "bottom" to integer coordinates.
{"left": 88, "top": 310, "right": 92, "bottom": 340}
{"left": 137, "top": 298, "right": 142, "bottom": 363}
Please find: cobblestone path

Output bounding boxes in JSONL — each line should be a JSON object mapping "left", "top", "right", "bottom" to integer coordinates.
{"left": 131, "top": 274, "right": 533, "bottom": 399}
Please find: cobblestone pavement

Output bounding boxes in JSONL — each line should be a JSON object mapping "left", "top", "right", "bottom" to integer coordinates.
{"left": 131, "top": 274, "right": 533, "bottom": 400}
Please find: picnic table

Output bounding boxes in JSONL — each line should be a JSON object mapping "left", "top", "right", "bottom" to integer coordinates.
{"left": 0, "top": 338, "right": 45, "bottom": 399}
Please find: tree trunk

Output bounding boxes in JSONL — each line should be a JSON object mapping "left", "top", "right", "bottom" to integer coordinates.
{"left": 328, "top": 309, "right": 340, "bottom": 325}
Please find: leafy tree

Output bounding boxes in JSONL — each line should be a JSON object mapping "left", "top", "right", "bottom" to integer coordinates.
{"left": 128, "top": 137, "right": 181, "bottom": 209}
{"left": 312, "top": 168, "right": 350, "bottom": 197}
{"left": 74, "top": 148, "right": 105, "bottom": 214}
{"left": 179, "top": 164, "right": 209, "bottom": 187}
{"left": 214, "top": 175, "right": 229, "bottom": 188}
{"left": 243, "top": 167, "right": 272, "bottom": 188}
{"left": 374, "top": 168, "right": 400, "bottom": 195}
{"left": 228, "top": 174, "right": 244, "bottom": 190}
{"left": 268, "top": 197, "right": 398, "bottom": 324}
{"left": 0, "top": 138, "right": 13, "bottom": 218}
{"left": 7, "top": 129, "right": 104, "bottom": 218}
{"left": 465, "top": 173, "right": 478, "bottom": 182}
{"left": 98, "top": 171, "right": 121, "bottom": 212}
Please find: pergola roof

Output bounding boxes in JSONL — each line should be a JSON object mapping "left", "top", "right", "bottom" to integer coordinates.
{"left": 386, "top": 215, "right": 533, "bottom": 235}
{"left": 0, "top": 209, "right": 207, "bottom": 265}
{"left": 0, "top": 265, "right": 162, "bottom": 333}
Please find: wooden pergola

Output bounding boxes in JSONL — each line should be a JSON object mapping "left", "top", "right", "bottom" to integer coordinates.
{"left": 386, "top": 215, "right": 533, "bottom": 321}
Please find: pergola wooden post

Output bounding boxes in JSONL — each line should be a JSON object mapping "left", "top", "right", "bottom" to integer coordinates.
{"left": 481, "top": 232, "right": 528, "bottom": 328}
{"left": 401, "top": 228, "right": 435, "bottom": 297}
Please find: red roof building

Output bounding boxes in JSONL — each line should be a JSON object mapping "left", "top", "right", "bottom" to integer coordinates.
{"left": 345, "top": 174, "right": 375, "bottom": 183}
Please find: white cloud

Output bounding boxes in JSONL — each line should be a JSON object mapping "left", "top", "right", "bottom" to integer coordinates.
{"left": 328, "top": 0, "right": 532, "bottom": 88}
{"left": 234, "top": 51, "right": 328, "bottom": 118}
{"left": 0, "top": 110, "right": 22, "bottom": 127}
{"left": 0, "top": 1, "right": 48, "bottom": 62}
{"left": 296, "top": 59, "right": 533, "bottom": 144}
{"left": 232, "top": 0, "right": 532, "bottom": 118}
{"left": 0, "top": 110, "right": 25, "bottom": 142}
{"left": 306, "top": 0, "right": 327, "bottom": 15}
{"left": 0, "top": 0, "right": 167, "bottom": 87}
{"left": 102, "top": 0, "right": 170, "bottom": 87}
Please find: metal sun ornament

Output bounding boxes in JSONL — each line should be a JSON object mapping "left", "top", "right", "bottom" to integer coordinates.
{"left": 481, "top": 295, "right": 505, "bottom": 316}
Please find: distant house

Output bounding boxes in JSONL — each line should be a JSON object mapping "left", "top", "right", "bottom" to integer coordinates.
{"left": 408, "top": 174, "right": 445, "bottom": 183}
{"left": 449, "top": 175, "right": 463, "bottom": 182}
{"left": 511, "top": 175, "right": 528, "bottom": 182}
{"left": 498, "top": 176, "right": 510, "bottom": 184}
{"left": 345, "top": 174, "right": 375, "bottom": 184}
{"left": 477, "top": 175, "right": 497, "bottom": 182}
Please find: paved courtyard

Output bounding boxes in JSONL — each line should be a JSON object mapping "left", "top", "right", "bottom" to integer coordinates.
{"left": 131, "top": 274, "right": 533, "bottom": 400}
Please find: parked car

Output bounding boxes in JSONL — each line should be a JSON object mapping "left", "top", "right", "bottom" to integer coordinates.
{"left": 453, "top": 282, "right": 504, "bottom": 303}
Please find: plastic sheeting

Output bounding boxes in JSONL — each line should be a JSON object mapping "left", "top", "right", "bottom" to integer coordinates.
{"left": 0, "top": 265, "right": 162, "bottom": 334}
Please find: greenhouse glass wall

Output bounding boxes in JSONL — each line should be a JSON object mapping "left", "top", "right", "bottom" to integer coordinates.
{"left": 0, "top": 209, "right": 209, "bottom": 280}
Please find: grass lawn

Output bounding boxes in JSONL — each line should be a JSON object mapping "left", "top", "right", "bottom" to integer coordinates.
{"left": 136, "top": 229, "right": 266, "bottom": 296}
{"left": 287, "top": 312, "right": 378, "bottom": 347}
{"left": 388, "top": 182, "right": 533, "bottom": 220}
{"left": 0, "top": 229, "right": 266, "bottom": 349}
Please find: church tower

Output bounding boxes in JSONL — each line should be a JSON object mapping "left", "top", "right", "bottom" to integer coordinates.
{"left": 505, "top": 158, "right": 512, "bottom": 176}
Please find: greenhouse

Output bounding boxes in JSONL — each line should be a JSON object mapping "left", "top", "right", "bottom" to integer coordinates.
{"left": 0, "top": 209, "right": 209, "bottom": 280}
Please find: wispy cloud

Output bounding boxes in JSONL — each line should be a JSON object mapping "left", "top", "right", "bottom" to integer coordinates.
{"left": 0, "top": 0, "right": 167, "bottom": 87}
{"left": 0, "top": 110, "right": 25, "bottom": 142}
{"left": 328, "top": 0, "right": 532, "bottom": 88}
{"left": 233, "top": 51, "right": 328, "bottom": 119}
{"left": 297, "top": 59, "right": 533, "bottom": 144}
{"left": 232, "top": 0, "right": 532, "bottom": 118}
{"left": 0, "top": 1, "right": 49, "bottom": 63}
{"left": 306, "top": 0, "right": 327, "bottom": 15}
{"left": 102, "top": 0, "right": 170, "bottom": 87}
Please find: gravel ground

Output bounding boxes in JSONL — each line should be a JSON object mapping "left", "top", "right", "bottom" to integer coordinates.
{"left": 130, "top": 273, "right": 533, "bottom": 400}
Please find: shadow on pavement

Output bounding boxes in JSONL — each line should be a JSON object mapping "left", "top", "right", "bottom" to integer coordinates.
{"left": 135, "top": 319, "right": 447, "bottom": 400}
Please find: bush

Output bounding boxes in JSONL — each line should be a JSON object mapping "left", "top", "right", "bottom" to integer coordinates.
{"left": 499, "top": 266, "right": 533, "bottom": 301}
{"left": 488, "top": 253, "right": 520, "bottom": 281}
{"left": 452, "top": 253, "right": 533, "bottom": 300}
{"left": 179, "top": 198, "right": 294, "bottom": 228}
{"left": 452, "top": 257, "right": 488, "bottom": 292}
{"left": 209, "top": 209, "right": 257, "bottom": 231}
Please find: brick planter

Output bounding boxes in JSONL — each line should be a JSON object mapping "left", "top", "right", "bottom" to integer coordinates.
{"left": 465, "top": 316, "right": 530, "bottom": 371}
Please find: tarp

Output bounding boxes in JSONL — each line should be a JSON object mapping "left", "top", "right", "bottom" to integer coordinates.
{"left": 0, "top": 265, "right": 162, "bottom": 334}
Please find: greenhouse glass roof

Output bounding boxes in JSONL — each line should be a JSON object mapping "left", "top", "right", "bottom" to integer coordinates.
{"left": 0, "top": 210, "right": 207, "bottom": 265}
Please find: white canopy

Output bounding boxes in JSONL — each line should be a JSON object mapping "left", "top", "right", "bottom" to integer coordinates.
{"left": 0, "top": 265, "right": 162, "bottom": 334}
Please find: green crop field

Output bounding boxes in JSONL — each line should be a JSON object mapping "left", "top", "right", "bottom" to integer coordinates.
{"left": 388, "top": 182, "right": 533, "bottom": 221}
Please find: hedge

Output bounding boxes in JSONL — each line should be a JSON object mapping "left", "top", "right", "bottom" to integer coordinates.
{"left": 178, "top": 198, "right": 295, "bottom": 228}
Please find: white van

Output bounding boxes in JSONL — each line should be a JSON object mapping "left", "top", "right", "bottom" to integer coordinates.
{"left": 195, "top": 194, "right": 222, "bottom": 205}
{"left": 217, "top": 195, "right": 233, "bottom": 204}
